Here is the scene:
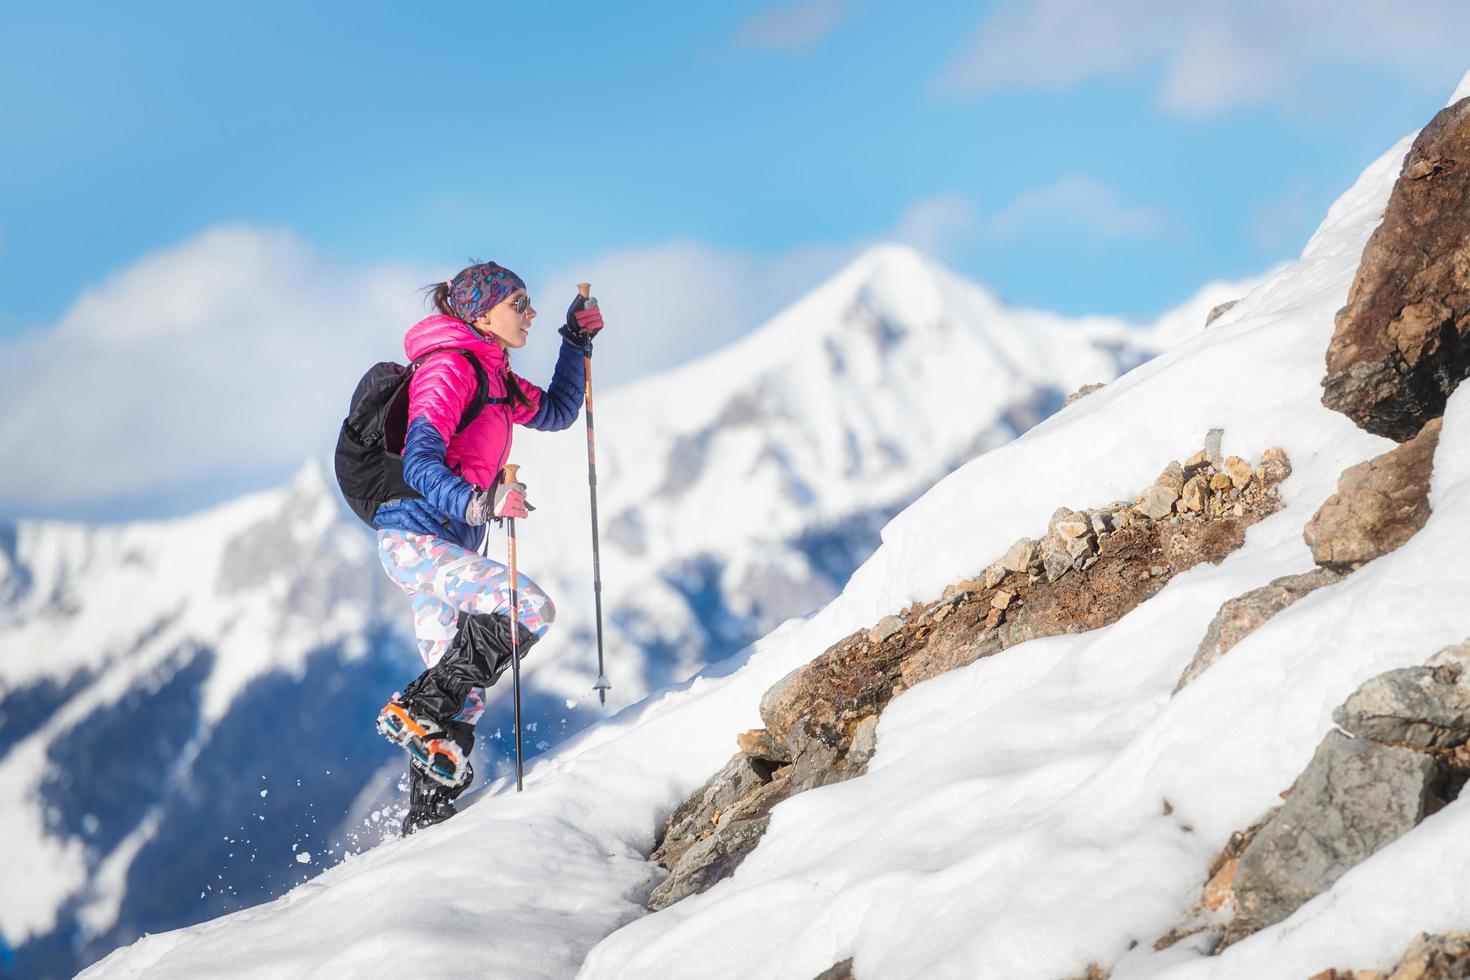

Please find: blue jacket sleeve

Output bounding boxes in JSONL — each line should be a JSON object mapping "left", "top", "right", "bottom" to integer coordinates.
{"left": 524, "top": 337, "right": 586, "bottom": 432}
{"left": 402, "top": 416, "right": 473, "bottom": 522}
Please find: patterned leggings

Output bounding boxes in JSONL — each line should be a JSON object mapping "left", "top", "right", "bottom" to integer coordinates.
{"left": 377, "top": 528, "right": 555, "bottom": 724}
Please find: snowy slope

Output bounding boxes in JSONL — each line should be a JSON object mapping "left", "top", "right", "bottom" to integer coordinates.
{"left": 80, "top": 82, "right": 1470, "bottom": 980}
{"left": 1, "top": 246, "right": 1239, "bottom": 977}
{"left": 512, "top": 244, "right": 1242, "bottom": 699}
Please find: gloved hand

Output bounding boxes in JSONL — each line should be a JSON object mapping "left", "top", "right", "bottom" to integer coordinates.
{"left": 558, "top": 293, "right": 604, "bottom": 348}
{"left": 493, "top": 481, "right": 531, "bottom": 519}
{"left": 464, "top": 482, "right": 534, "bottom": 524}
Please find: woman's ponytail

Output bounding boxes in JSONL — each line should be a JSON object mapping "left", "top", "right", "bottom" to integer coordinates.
{"left": 425, "top": 280, "right": 453, "bottom": 316}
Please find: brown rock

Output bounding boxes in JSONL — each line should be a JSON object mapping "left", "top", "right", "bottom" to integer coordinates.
{"left": 982, "top": 563, "right": 1006, "bottom": 589}
{"left": 868, "top": 615, "right": 905, "bottom": 644}
{"left": 1322, "top": 97, "right": 1470, "bottom": 440}
{"left": 999, "top": 537, "right": 1036, "bottom": 573}
{"left": 1224, "top": 456, "right": 1253, "bottom": 490}
{"left": 735, "top": 728, "right": 789, "bottom": 762}
{"left": 759, "top": 632, "right": 907, "bottom": 757}
{"left": 1041, "top": 540, "right": 1075, "bottom": 583}
{"left": 900, "top": 631, "right": 1003, "bottom": 690}
{"left": 991, "top": 589, "right": 1015, "bottom": 610}
{"left": 1136, "top": 484, "right": 1180, "bottom": 521}
{"left": 1158, "top": 516, "right": 1251, "bottom": 572}
{"left": 1156, "top": 461, "right": 1186, "bottom": 494}
{"left": 1210, "top": 473, "right": 1234, "bottom": 493}
{"left": 1259, "top": 446, "right": 1293, "bottom": 486}
{"left": 1327, "top": 932, "right": 1470, "bottom": 980}
{"left": 1179, "top": 475, "right": 1210, "bottom": 513}
{"left": 1053, "top": 513, "right": 1093, "bottom": 541}
{"left": 1175, "top": 567, "right": 1343, "bottom": 692}
{"left": 1386, "top": 932, "right": 1470, "bottom": 980}
{"left": 1203, "top": 857, "right": 1237, "bottom": 911}
{"left": 1303, "top": 417, "right": 1441, "bottom": 569}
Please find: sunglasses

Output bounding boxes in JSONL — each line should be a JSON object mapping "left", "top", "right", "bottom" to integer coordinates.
{"left": 503, "top": 293, "right": 532, "bottom": 314}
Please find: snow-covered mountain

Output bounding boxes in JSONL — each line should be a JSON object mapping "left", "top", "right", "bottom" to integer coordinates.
{"left": 0, "top": 246, "right": 1242, "bottom": 978}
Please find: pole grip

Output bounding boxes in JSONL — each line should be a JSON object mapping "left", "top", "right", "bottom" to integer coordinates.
{"left": 502, "top": 463, "right": 520, "bottom": 485}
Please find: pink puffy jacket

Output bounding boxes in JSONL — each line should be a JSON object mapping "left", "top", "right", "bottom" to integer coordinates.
{"left": 404, "top": 314, "right": 543, "bottom": 488}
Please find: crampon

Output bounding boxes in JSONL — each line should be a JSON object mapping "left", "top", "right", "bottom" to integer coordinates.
{"left": 376, "top": 700, "right": 469, "bottom": 788}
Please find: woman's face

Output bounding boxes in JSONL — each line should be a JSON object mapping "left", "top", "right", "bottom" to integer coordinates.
{"left": 474, "top": 289, "right": 536, "bottom": 348}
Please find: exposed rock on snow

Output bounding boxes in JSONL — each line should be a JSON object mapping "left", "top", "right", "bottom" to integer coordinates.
{"left": 647, "top": 754, "right": 793, "bottom": 911}
{"left": 1303, "top": 417, "right": 1441, "bottom": 569}
{"left": 1313, "top": 930, "right": 1470, "bottom": 980}
{"left": 1063, "top": 382, "right": 1107, "bottom": 407}
{"left": 649, "top": 443, "right": 1288, "bottom": 910}
{"left": 1211, "top": 642, "right": 1470, "bottom": 949}
{"left": 812, "top": 960, "right": 855, "bottom": 980}
{"left": 1323, "top": 97, "right": 1470, "bottom": 441}
{"left": 1205, "top": 300, "right": 1239, "bottom": 328}
{"left": 1227, "top": 731, "right": 1440, "bottom": 941}
{"left": 1334, "top": 660, "right": 1470, "bottom": 750}
{"left": 1175, "top": 567, "right": 1342, "bottom": 693}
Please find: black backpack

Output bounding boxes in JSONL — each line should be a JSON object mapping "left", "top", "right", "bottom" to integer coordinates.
{"left": 334, "top": 348, "right": 508, "bottom": 527}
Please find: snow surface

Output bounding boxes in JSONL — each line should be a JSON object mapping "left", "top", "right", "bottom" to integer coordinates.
{"left": 80, "top": 82, "right": 1470, "bottom": 980}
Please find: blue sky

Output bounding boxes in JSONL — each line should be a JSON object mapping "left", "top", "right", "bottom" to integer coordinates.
{"left": 3, "top": 0, "right": 1469, "bottom": 519}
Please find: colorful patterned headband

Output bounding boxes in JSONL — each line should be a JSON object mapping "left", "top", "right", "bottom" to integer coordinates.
{"left": 445, "top": 262, "right": 527, "bottom": 324}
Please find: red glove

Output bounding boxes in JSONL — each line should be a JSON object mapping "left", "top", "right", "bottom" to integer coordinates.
{"left": 493, "top": 482, "right": 530, "bottom": 519}
{"left": 560, "top": 295, "right": 604, "bottom": 347}
{"left": 572, "top": 304, "right": 603, "bottom": 336}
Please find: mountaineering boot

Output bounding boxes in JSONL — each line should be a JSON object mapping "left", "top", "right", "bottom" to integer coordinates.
{"left": 376, "top": 698, "right": 470, "bottom": 788}
{"left": 401, "top": 721, "right": 475, "bottom": 835}
{"left": 379, "top": 613, "right": 538, "bottom": 788}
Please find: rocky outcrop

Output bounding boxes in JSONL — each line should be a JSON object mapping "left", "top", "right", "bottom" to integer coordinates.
{"left": 647, "top": 754, "right": 793, "bottom": 910}
{"left": 649, "top": 439, "right": 1289, "bottom": 909}
{"left": 1175, "top": 567, "right": 1341, "bottom": 692}
{"left": 1206, "top": 642, "right": 1470, "bottom": 948}
{"left": 1335, "top": 649, "right": 1470, "bottom": 751}
{"left": 1227, "top": 731, "right": 1439, "bottom": 939}
{"left": 1313, "top": 931, "right": 1470, "bottom": 980}
{"left": 1179, "top": 415, "right": 1434, "bottom": 692}
{"left": 1303, "top": 418, "right": 1440, "bottom": 570}
{"left": 1322, "top": 97, "right": 1470, "bottom": 441}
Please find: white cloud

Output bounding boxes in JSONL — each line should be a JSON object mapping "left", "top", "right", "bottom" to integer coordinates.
{"left": 734, "top": 0, "right": 856, "bottom": 53}
{"left": 939, "top": 0, "right": 1470, "bottom": 117}
{"left": 891, "top": 193, "right": 977, "bottom": 256}
{"left": 0, "top": 226, "right": 431, "bottom": 515}
{"left": 987, "top": 175, "right": 1169, "bottom": 240}
{"left": 525, "top": 238, "right": 854, "bottom": 389}
{"left": 0, "top": 196, "right": 986, "bottom": 519}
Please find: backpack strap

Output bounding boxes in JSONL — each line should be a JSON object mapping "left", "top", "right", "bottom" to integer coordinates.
{"left": 407, "top": 347, "right": 511, "bottom": 435}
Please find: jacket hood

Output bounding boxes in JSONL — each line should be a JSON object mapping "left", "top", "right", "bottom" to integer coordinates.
{"left": 403, "top": 314, "right": 505, "bottom": 367}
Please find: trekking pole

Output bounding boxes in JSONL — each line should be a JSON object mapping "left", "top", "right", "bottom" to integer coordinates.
{"left": 503, "top": 463, "right": 526, "bottom": 792}
{"left": 577, "top": 282, "right": 612, "bottom": 706}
